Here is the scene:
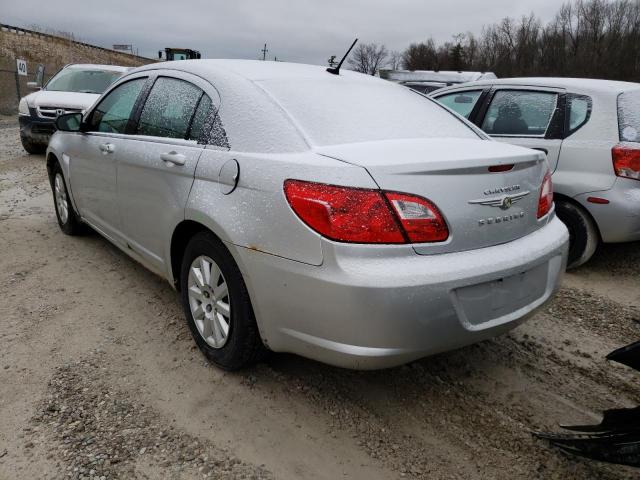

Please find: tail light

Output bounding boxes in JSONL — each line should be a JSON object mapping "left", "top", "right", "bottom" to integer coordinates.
{"left": 385, "top": 192, "right": 449, "bottom": 242}
{"left": 283, "top": 179, "right": 449, "bottom": 244}
{"left": 537, "top": 170, "right": 553, "bottom": 219}
{"left": 612, "top": 144, "right": 640, "bottom": 180}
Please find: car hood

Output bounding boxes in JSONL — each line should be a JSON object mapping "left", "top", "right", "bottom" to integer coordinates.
{"left": 26, "top": 90, "right": 100, "bottom": 111}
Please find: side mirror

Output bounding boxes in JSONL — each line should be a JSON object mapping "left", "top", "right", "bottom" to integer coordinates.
{"left": 27, "top": 81, "right": 41, "bottom": 91}
{"left": 56, "top": 112, "right": 83, "bottom": 132}
{"left": 454, "top": 95, "right": 474, "bottom": 104}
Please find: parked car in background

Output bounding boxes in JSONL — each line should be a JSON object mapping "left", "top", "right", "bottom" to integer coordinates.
{"left": 432, "top": 78, "right": 640, "bottom": 268}
{"left": 379, "top": 70, "right": 497, "bottom": 94}
{"left": 18, "top": 64, "right": 129, "bottom": 154}
{"left": 47, "top": 60, "right": 568, "bottom": 370}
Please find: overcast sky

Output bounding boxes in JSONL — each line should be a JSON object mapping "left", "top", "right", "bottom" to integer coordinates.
{"left": 4, "top": 0, "right": 562, "bottom": 65}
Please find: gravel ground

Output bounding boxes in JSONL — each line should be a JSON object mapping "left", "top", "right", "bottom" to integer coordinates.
{"left": 0, "top": 118, "right": 639, "bottom": 479}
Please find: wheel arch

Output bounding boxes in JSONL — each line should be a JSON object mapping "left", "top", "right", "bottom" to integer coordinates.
{"left": 170, "top": 220, "right": 210, "bottom": 289}
{"left": 170, "top": 220, "right": 242, "bottom": 291}
{"left": 46, "top": 152, "right": 59, "bottom": 182}
{"left": 553, "top": 192, "right": 602, "bottom": 241}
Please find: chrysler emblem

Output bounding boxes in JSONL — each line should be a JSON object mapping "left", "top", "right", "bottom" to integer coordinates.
{"left": 469, "top": 191, "right": 530, "bottom": 210}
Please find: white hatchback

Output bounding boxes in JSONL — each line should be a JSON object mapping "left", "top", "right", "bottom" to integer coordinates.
{"left": 432, "top": 78, "right": 640, "bottom": 268}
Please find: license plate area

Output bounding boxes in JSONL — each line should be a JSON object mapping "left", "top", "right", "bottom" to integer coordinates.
{"left": 453, "top": 262, "right": 548, "bottom": 327}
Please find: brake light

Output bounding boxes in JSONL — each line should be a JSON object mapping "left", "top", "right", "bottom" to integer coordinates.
{"left": 537, "top": 170, "right": 553, "bottom": 219}
{"left": 283, "top": 179, "right": 449, "bottom": 244}
{"left": 612, "top": 144, "right": 640, "bottom": 180}
{"left": 385, "top": 192, "right": 449, "bottom": 242}
{"left": 488, "top": 164, "right": 514, "bottom": 172}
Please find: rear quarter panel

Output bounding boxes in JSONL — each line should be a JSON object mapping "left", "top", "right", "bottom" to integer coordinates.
{"left": 184, "top": 148, "right": 376, "bottom": 266}
{"left": 554, "top": 92, "right": 619, "bottom": 197}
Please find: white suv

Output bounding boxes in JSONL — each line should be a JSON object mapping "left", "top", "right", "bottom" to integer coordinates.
{"left": 18, "top": 64, "right": 129, "bottom": 154}
{"left": 432, "top": 78, "right": 640, "bottom": 268}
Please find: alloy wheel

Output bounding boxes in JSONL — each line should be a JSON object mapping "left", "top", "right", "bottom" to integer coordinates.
{"left": 54, "top": 173, "right": 69, "bottom": 224}
{"left": 187, "top": 255, "right": 231, "bottom": 348}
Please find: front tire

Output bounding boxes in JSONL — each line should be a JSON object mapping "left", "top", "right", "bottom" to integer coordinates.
{"left": 555, "top": 200, "right": 598, "bottom": 269}
{"left": 20, "top": 134, "right": 46, "bottom": 154}
{"left": 180, "top": 232, "right": 265, "bottom": 370}
{"left": 50, "top": 163, "right": 83, "bottom": 235}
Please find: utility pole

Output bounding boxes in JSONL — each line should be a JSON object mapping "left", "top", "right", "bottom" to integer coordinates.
{"left": 261, "top": 43, "right": 268, "bottom": 61}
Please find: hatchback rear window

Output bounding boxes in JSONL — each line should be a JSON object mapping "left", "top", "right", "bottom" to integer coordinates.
{"left": 618, "top": 90, "right": 640, "bottom": 142}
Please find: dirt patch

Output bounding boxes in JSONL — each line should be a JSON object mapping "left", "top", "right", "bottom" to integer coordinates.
{"left": 29, "top": 351, "right": 273, "bottom": 480}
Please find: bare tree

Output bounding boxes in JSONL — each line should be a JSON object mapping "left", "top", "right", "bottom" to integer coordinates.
{"left": 387, "top": 50, "right": 403, "bottom": 70}
{"left": 401, "top": 38, "right": 438, "bottom": 70}
{"left": 399, "top": 0, "right": 640, "bottom": 81}
{"left": 347, "top": 42, "right": 389, "bottom": 75}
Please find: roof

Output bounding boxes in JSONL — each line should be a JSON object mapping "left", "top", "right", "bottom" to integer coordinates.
{"left": 65, "top": 64, "right": 130, "bottom": 73}
{"left": 437, "top": 77, "right": 640, "bottom": 95}
{"left": 380, "top": 70, "right": 497, "bottom": 84}
{"left": 134, "top": 59, "right": 377, "bottom": 83}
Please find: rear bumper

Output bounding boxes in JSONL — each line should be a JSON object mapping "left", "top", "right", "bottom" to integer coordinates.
{"left": 234, "top": 215, "right": 569, "bottom": 369}
{"left": 577, "top": 178, "right": 640, "bottom": 243}
{"left": 18, "top": 110, "right": 56, "bottom": 145}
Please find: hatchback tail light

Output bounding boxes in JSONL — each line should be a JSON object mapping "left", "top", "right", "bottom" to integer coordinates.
{"left": 612, "top": 144, "right": 640, "bottom": 180}
{"left": 283, "top": 179, "right": 449, "bottom": 244}
{"left": 537, "top": 170, "right": 553, "bottom": 219}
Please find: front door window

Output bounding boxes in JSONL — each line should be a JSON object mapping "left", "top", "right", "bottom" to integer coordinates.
{"left": 436, "top": 90, "right": 483, "bottom": 119}
{"left": 88, "top": 78, "right": 147, "bottom": 133}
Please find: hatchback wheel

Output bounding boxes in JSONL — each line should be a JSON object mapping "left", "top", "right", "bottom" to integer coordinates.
{"left": 51, "top": 163, "right": 83, "bottom": 235}
{"left": 555, "top": 200, "right": 598, "bottom": 269}
{"left": 180, "top": 232, "right": 265, "bottom": 370}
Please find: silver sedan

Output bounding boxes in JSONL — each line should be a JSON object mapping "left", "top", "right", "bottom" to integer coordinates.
{"left": 46, "top": 60, "right": 569, "bottom": 370}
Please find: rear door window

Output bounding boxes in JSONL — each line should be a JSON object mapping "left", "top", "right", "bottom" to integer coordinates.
{"left": 137, "top": 77, "right": 202, "bottom": 139}
{"left": 435, "top": 90, "right": 483, "bottom": 119}
{"left": 618, "top": 90, "right": 640, "bottom": 142}
{"left": 188, "top": 94, "right": 229, "bottom": 148}
{"left": 481, "top": 90, "right": 558, "bottom": 136}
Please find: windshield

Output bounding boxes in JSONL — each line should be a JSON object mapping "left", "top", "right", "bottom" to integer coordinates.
{"left": 46, "top": 68, "right": 123, "bottom": 94}
{"left": 618, "top": 90, "right": 640, "bottom": 142}
{"left": 258, "top": 78, "right": 479, "bottom": 146}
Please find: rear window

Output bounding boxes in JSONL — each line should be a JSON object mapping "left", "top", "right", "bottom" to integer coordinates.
{"left": 258, "top": 78, "right": 479, "bottom": 146}
{"left": 618, "top": 90, "right": 640, "bottom": 142}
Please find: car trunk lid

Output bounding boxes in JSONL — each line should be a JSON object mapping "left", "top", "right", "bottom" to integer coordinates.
{"left": 316, "top": 138, "right": 548, "bottom": 254}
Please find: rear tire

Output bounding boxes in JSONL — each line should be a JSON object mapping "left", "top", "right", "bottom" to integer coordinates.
{"left": 20, "top": 135, "right": 46, "bottom": 154}
{"left": 555, "top": 200, "right": 598, "bottom": 269}
{"left": 50, "top": 162, "right": 83, "bottom": 235}
{"left": 180, "top": 232, "right": 266, "bottom": 370}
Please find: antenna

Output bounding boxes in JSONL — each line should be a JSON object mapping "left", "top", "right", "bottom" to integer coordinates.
{"left": 326, "top": 38, "right": 358, "bottom": 75}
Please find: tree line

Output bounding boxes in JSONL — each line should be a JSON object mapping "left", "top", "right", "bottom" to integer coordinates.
{"left": 348, "top": 0, "right": 640, "bottom": 81}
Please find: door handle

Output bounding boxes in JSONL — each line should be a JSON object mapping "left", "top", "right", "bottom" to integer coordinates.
{"left": 160, "top": 151, "right": 186, "bottom": 166}
{"left": 99, "top": 143, "right": 115, "bottom": 154}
